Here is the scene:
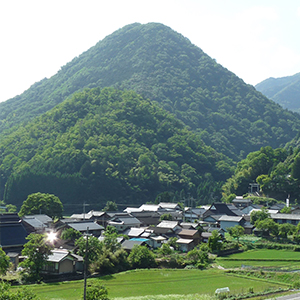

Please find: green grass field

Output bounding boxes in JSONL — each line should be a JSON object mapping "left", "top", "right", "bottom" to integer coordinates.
{"left": 18, "top": 268, "right": 287, "bottom": 300}
{"left": 216, "top": 249, "right": 300, "bottom": 269}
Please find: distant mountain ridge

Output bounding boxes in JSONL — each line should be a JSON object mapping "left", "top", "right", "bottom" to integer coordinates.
{"left": 1, "top": 22, "right": 300, "bottom": 162}
{"left": 255, "top": 72, "right": 300, "bottom": 112}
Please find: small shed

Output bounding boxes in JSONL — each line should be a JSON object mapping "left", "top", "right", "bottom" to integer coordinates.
{"left": 176, "top": 238, "right": 194, "bottom": 252}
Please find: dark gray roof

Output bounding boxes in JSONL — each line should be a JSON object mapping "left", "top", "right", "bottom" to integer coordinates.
{"left": 269, "top": 203, "right": 286, "bottom": 210}
{"left": 68, "top": 222, "right": 104, "bottom": 232}
{"left": 0, "top": 214, "right": 28, "bottom": 248}
{"left": 109, "top": 215, "right": 141, "bottom": 225}
{"left": 232, "top": 199, "right": 252, "bottom": 204}
{"left": 121, "top": 239, "right": 147, "bottom": 250}
{"left": 22, "top": 215, "right": 52, "bottom": 230}
{"left": 24, "top": 214, "right": 52, "bottom": 224}
{"left": 206, "top": 203, "right": 240, "bottom": 216}
{"left": 180, "top": 222, "right": 198, "bottom": 229}
{"left": 219, "top": 215, "right": 244, "bottom": 222}
{"left": 270, "top": 213, "right": 300, "bottom": 221}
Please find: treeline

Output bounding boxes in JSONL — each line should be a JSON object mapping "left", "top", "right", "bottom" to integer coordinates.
{"left": 1, "top": 23, "right": 300, "bottom": 162}
{"left": 1, "top": 88, "right": 233, "bottom": 212}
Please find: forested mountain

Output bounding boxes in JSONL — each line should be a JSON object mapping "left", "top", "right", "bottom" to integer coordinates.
{"left": 256, "top": 73, "right": 300, "bottom": 113}
{"left": 1, "top": 88, "right": 233, "bottom": 212}
{"left": 1, "top": 23, "right": 300, "bottom": 161}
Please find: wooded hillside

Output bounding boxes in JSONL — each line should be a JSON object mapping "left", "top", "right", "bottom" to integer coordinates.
{"left": 2, "top": 88, "right": 233, "bottom": 211}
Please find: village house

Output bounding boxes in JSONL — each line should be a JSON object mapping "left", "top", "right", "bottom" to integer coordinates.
{"left": 42, "top": 249, "right": 83, "bottom": 275}
{"left": 218, "top": 215, "right": 246, "bottom": 232}
{"left": 22, "top": 214, "right": 53, "bottom": 234}
{"left": 153, "top": 220, "right": 181, "bottom": 236}
{"left": 69, "top": 210, "right": 110, "bottom": 227}
{"left": 176, "top": 238, "right": 194, "bottom": 252}
{"left": 270, "top": 213, "right": 300, "bottom": 225}
{"left": 202, "top": 202, "right": 243, "bottom": 219}
{"left": 59, "top": 219, "right": 104, "bottom": 237}
{"left": 177, "top": 228, "right": 201, "bottom": 245}
{"left": 121, "top": 238, "right": 150, "bottom": 252}
{"left": 183, "top": 207, "right": 206, "bottom": 222}
{"left": 107, "top": 213, "right": 141, "bottom": 232}
{"left": 130, "top": 211, "right": 161, "bottom": 227}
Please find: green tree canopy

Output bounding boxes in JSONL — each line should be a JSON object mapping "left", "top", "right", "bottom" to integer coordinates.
{"left": 20, "top": 233, "right": 53, "bottom": 283}
{"left": 75, "top": 235, "right": 103, "bottom": 266}
{"left": 255, "top": 218, "right": 279, "bottom": 237}
{"left": 0, "top": 248, "right": 10, "bottom": 275}
{"left": 61, "top": 227, "right": 81, "bottom": 241}
{"left": 208, "top": 230, "right": 222, "bottom": 253}
{"left": 19, "top": 192, "right": 63, "bottom": 218}
{"left": 278, "top": 223, "right": 296, "bottom": 239}
{"left": 250, "top": 207, "right": 269, "bottom": 225}
{"left": 128, "top": 245, "right": 156, "bottom": 269}
{"left": 227, "top": 225, "right": 245, "bottom": 242}
{"left": 103, "top": 201, "right": 118, "bottom": 212}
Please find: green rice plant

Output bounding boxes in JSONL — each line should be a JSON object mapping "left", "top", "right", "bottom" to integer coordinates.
{"left": 113, "top": 294, "right": 216, "bottom": 300}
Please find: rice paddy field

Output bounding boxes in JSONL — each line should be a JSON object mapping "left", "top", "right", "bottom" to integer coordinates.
{"left": 18, "top": 268, "right": 288, "bottom": 300}
{"left": 216, "top": 249, "right": 300, "bottom": 270}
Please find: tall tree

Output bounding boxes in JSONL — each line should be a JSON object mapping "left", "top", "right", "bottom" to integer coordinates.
{"left": 20, "top": 233, "right": 53, "bottom": 283}
{"left": 19, "top": 192, "right": 63, "bottom": 218}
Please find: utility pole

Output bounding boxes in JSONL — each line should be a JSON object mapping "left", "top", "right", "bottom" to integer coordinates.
{"left": 83, "top": 227, "right": 90, "bottom": 300}
{"left": 83, "top": 202, "right": 89, "bottom": 220}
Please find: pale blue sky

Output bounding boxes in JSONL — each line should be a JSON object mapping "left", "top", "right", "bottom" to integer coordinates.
{"left": 1, "top": 0, "right": 300, "bottom": 103}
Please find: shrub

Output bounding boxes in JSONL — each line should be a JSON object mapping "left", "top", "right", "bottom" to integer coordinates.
{"left": 85, "top": 282, "right": 109, "bottom": 300}
{"left": 128, "top": 245, "right": 156, "bottom": 269}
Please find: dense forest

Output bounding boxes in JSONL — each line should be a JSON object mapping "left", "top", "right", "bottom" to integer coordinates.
{"left": 256, "top": 72, "right": 300, "bottom": 113}
{"left": 1, "top": 88, "right": 233, "bottom": 212}
{"left": 1, "top": 23, "right": 300, "bottom": 162}
{"left": 222, "top": 145, "right": 300, "bottom": 203}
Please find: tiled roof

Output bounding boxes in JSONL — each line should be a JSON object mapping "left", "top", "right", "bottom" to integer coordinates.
{"left": 121, "top": 239, "right": 146, "bottom": 250}
{"left": 157, "top": 221, "right": 179, "bottom": 229}
{"left": 124, "top": 227, "right": 145, "bottom": 237}
{"left": 270, "top": 213, "right": 300, "bottom": 220}
{"left": 178, "top": 229, "right": 198, "bottom": 237}
{"left": 0, "top": 214, "right": 28, "bottom": 248}
{"left": 68, "top": 222, "right": 104, "bottom": 232}
{"left": 47, "top": 250, "right": 69, "bottom": 262}
{"left": 176, "top": 238, "right": 193, "bottom": 244}
{"left": 219, "top": 215, "right": 244, "bottom": 222}
{"left": 24, "top": 214, "right": 52, "bottom": 223}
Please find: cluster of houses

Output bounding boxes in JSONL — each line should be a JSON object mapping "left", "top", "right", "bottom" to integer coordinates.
{"left": 1, "top": 197, "right": 300, "bottom": 277}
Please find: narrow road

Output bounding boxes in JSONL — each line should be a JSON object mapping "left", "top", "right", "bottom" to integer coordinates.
{"left": 267, "top": 292, "right": 300, "bottom": 300}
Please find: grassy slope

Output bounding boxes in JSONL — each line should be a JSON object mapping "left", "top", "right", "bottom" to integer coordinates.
{"left": 16, "top": 269, "right": 286, "bottom": 300}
